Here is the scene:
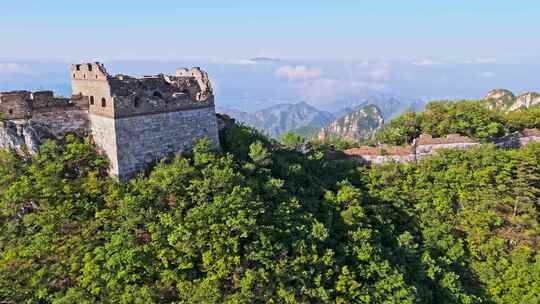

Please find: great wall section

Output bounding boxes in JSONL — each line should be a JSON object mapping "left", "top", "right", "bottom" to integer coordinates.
{"left": 344, "top": 131, "right": 540, "bottom": 164}
{"left": 0, "top": 63, "right": 220, "bottom": 179}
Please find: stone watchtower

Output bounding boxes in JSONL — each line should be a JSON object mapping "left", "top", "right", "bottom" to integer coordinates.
{"left": 70, "top": 63, "right": 219, "bottom": 179}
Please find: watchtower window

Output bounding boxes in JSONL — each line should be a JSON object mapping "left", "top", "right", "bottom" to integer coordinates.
{"left": 153, "top": 91, "right": 163, "bottom": 99}
{"left": 134, "top": 97, "right": 140, "bottom": 108}
{"left": 88, "top": 64, "right": 93, "bottom": 71}
{"left": 90, "top": 96, "right": 94, "bottom": 105}
{"left": 101, "top": 98, "right": 106, "bottom": 107}
{"left": 76, "top": 65, "right": 81, "bottom": 71}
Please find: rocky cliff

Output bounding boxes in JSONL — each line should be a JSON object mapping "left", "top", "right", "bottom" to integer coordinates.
{"left": 317, "top": 104, "right": 384, "bottom": 142}
{"left": 0, "top": 120, "right": 53, "bottom": 155}
{"left": 484, "top": 89, "right": 540, "bottom": 111}
{"left": 509, "top": 92, "right": 540, "bottom": 111}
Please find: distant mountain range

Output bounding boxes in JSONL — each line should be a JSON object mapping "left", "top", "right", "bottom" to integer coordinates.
{"left": 218, "top": 95, "right": 423, "bottom": 139}
{"left": 323, "top": 94, "right": 424, "bottom": 120}
{"left": 217, "top": 102, "right": 335, "bottom": 138}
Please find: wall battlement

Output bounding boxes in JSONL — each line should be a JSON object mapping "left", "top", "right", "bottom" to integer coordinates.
{"left": 1, "top": 63, "right": 220, "bottom": 180}
{"left": 71, "top": 63, "right": 214, "bottom": 119}
{"left": 345, "top": 131, "right": 540, "bottom": 164}
{"left": 0, "top": 90, "right": 85, "bottom": 120}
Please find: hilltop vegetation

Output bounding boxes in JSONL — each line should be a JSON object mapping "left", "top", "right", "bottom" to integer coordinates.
{"left": 0, "top": 125, "right": 539, "bottom": 303}
{"left": 377, "top": 99, "right": 540, "bottom": 145}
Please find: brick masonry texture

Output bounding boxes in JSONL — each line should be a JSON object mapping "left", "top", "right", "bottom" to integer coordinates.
{"left": 0, "top": 63, "right": 220, "bottom": 180}
{"left": 344, "top": 131, "right": 540, "bottom": 164}
{"left": 33, "top": 108, "right": 89, "bottom": 136}
{"left": 115, "top": 107, "right": 219, "bottom": 179}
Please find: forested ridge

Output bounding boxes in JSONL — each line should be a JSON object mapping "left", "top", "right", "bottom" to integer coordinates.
{"left": 377, "top": 99, "right": 540, "bottom": 145}
{"left": 0, "top": 114, "right": 539, "bottom": 302}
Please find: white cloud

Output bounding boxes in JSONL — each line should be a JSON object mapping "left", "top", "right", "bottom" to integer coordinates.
{"left": 466, "top": 58, "right": 497, "bottom": 64}
{"left": 476, "top": 58, "right": 497, "bottom": 64}
{"left": 275, "top": 65, "right": 323, "bottom": 82}
{"left": 412, "top": 59, "right": 442, "bottom": 66}
{"left": 278, "top": 62, "right": 391, "bottom": 106}
{"left": 294, "top": 78, "right": 339, "bottom": 101}
{"left": 292, "top": 77, "right": 386, "bottom": 105}
{"left": 357, "top": 61, "right": 370, "bottom": 67}
{"left": 0, "top": 63, "right": 32, "bottom": 75}
{"left": 479, "top": 72, "right": 496, "bottom": 78}
{"left": 369, "top": 66, "right": 392, "bottom": 82}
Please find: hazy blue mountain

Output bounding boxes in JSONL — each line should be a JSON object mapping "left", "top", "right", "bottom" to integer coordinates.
{"left": 325, "top": 95, "right": 424, "bottom": 120}
{"left": 218, "top": 102, "right": 335, "bottom": 138}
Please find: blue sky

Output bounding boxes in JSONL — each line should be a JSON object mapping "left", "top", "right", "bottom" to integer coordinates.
{"left": 1, "top": 1, "right": 539, "bottom": 61}
{"left": 0, "top": 1, "right": 539, "bottom": 110}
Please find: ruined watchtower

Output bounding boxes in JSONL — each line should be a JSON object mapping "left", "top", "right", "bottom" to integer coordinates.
{"left": 71, "top": 63, "right": 219, "bottom": 179}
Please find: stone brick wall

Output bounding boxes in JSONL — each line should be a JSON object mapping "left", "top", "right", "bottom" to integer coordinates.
{"left": 344, "top": 146, "right": 416, "bottom": 164}
{"left": 89, "top": 114, "right": 119, "bottom": 176}
{"left": 2, "top": 63, "right": 222, "bottom": 180}
{"left": 71, "top": 63, "right": 115, "bottom": 118}
{"left": 347, "top": 154, "right": 416, "bottom": 164}
{"left": 114, "top": 106, "right": 219, "bottom": 179}
{"left": 0, "top": 91, "right": 32, "bottom": 120}
{"left": 176, "top": 67, "right": 213, "bottom": 101}
{"left": 69, "top": 62, "right": 221, "bottom": 179}
{"left": 32, "top": 91, "right": 55, "bottom": 108}
{"left": 415, "top": 142, "right": 480, "bottom": 160}
{"left": 32, "top": 107, "right": 89, "bottom": 137}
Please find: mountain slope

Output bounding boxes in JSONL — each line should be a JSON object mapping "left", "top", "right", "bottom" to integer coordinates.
{"left": 484, "top": 89, "right": 540, "bottom": 111}
{"left": 317, "top": 104, "right": 384, "bottom": 141}
{"left": 218, "top": 102, "right": 335, "bottom": 138}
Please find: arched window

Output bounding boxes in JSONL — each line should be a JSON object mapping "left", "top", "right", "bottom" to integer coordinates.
{"left": 134, "top": 97, "right": 140, "bottom": 108}
{"left": 76, "top": 65, "right": 81, "bottom": 71}
{"left": 101, "top": 98, "right": 106, "bottom": 107}
{"left": 153, "top": 91, "right": 163, "bottom": 99}
{"left": 88, "top": 64, "right": 93, "bottom": 71}
{"left": 8, "top": 109, "right": 13, "bottom": 115}
{"left": 90, "top": 96, "right": 95, "bottom": 105}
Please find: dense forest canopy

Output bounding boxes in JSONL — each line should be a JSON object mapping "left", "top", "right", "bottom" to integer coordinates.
{"left": 0, "top": 121, "right": 539, "bottom": 303}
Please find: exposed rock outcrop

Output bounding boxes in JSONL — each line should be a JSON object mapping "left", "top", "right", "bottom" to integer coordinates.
{"left": 484, "top": 89, "right": 540, "bottom": 111}
{"left": 317, "top": 104, "right": 384, "bottom": 142}
{"left": 509, "top": 92, "right": 540, "bottom": 111}
{"left": 485, "top": 89, "right": 515, "bottom": 101}
{"left": 0, "top": 120, "right": 54, "bottom": 155}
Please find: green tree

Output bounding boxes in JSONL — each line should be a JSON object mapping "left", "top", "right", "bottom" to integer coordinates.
{"left": 280, "top": 131, "right": 305, "bottom": 150}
